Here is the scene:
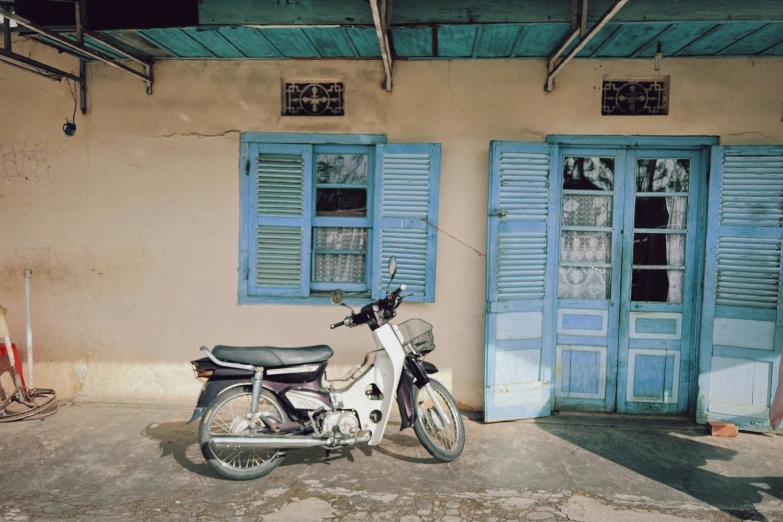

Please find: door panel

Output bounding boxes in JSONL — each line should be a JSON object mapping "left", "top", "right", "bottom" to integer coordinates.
{"left": 553, "top": 149, "right": 626, "bottom": 412}
{"left": 626, "top": 349, "right": 680, "bottom": 404}
{"left": 557, "top": 345, "right": 607, "bottom": 399}
{"left": 698, "top": 146, "right": 783, "bottom": 431}
{"left": 484, "top": 141, "right": 558, "bottom": 422}
{"left": 618, "top": 150, "right": 701, "bottom": 414}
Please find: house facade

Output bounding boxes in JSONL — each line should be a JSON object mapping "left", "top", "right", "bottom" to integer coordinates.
{"left": 1, "top": 1, "right": 782, "bottom": 430}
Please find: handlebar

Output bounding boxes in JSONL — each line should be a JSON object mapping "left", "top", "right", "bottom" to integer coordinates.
{"left": 329, "top": 284, "right": 407, "bottom": 330}
{"left": 392, "top": 284, "right": 407, "bottom": 297}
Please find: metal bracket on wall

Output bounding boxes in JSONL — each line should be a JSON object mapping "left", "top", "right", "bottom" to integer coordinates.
{"left": 545, "top": 0, "right": 628, "bottom": 92}
{"left": 0, "top": 3, "right": 153, "bottom": 113}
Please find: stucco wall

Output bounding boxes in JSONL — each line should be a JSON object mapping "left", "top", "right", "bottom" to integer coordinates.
{"left": 1, "top": 39, "right": 782, "bottom": 408}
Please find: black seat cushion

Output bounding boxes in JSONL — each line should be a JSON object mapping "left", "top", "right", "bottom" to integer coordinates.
{"left": 213, "top": 345, "right": 333, "bottom": 368}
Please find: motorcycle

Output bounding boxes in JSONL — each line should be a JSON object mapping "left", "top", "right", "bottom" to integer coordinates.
{"left": 189, "top": 257, "right": 465, "bottom": 480}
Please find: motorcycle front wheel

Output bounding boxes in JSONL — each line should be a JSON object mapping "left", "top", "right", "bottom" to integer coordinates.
{"left": 198, "top": 387, "right": 288, "bottom": 481}
{"left": 413, "top": 379, "right": 465, "bottom": 462}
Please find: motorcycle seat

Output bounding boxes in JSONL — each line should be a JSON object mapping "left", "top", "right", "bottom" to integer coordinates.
{"left": 212, "top": 344, "right": 333, "bottom": 368}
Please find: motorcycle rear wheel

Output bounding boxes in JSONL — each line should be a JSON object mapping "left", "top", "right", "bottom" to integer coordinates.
{"left": 198, "top": 387, "right": 289, "bottom": 480}
{"left": 413, "top": 379, "right": 465, "bottom": 462}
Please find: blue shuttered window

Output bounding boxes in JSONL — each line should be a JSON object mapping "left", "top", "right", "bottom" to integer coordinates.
{"left": 247, "top": 143, "right": 313, "bottom": 297}
{"left": 373, "top": 144, "right": 440, "bottom": 303}
{"left": 239, "top": 136, "right": 440, "bottom": 304}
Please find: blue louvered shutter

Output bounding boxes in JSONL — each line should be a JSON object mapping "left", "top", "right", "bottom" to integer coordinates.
{"left": 484, "top": 141, "right": 556, "bottom": 422}
{"left": 372, "top": 143, "right": 440, "bottom": 302}
{"left": 244, "top": 143, "right": 312, "bottom": 298}
{"left": 699, "top": 146, "right": 783, "bottom": 431}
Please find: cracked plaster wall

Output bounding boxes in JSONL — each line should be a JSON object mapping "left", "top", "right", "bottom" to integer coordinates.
{"left": 0, "top": 38, "right": 781, "bottom": 407}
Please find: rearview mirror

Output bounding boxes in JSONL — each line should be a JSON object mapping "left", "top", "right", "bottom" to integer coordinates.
{"left": 388, "top": 256, "right": 397, "bottom": 278}
{"left": 330, "top": 289, "right": 343, "bottom": 306}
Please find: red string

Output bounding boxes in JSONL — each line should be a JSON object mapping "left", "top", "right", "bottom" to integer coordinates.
{"left": 422, "top": 219, "right": 486, "bottom": 258}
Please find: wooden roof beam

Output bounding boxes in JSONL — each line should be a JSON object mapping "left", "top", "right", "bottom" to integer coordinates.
{"left": 370, "top": 0, "right": 392, "bottom": 91}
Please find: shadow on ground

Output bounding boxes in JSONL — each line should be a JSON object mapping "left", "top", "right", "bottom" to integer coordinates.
{"left": 141, "top": 418, "right": 440, "bottom": 480}
{"left": 537, "top": 418, "right": 783, "bottom": 521}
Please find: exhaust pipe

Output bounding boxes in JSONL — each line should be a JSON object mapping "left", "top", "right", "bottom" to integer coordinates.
{"left": 211, "top": 430, "right": 372, "bottom": 450}
{"left": 210, "top": 435, "right": 327, "bottom": 449}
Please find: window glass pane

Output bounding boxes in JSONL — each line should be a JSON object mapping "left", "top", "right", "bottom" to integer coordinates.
{"left": 314, "top": 254, "right": 366, "bottom": 283}
{"left": 635, "top": 196, "right": 688, "bottom": 229}
{"left": 558, "top": 267, "right": 611, "bottom": 300}
{"left": 563, "top": 157, "right": 615, "bottom": 191}
{"left": 562, "top": 194, "right": 613, "bottom": 227}
{"left": 636, "top": 159, "right": 690, "bottom": 193}
{"left": 632, "top": 269, "right": 683, "bottom": 303}
{"left": 315, "top": 227, "right": 367, "bottom": 251}
{"left": 316, "top": 154, "right": 368, "bottom": 184}
{"left": 560, "top": 231, "right": 611, "bottom": 263}
{"left": 316, "top": 188, "right": 367, "bottom": 217}
{"left": 633, "top": 233, "right": 685, "bottom": 268}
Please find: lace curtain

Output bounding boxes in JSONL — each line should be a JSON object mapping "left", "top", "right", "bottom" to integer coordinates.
{"left": 559, "top": 157, "right": 615, "bottom": 300}
{"left": 558, "top": 267, "right": 611, "bottom": 300}
{"left": 313, "top": 227, "right": 367, "bottom": 283}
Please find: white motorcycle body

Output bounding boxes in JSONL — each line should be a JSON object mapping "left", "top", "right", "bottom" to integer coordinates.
{"left": 331, "top": 324, "right": 406, "bottom": 445}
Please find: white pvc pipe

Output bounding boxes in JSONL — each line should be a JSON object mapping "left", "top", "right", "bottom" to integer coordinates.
{"left": 24, "top": 269, "right": 33, "bottom": 389}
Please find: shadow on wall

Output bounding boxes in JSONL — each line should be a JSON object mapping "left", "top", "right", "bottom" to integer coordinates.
{"left": 536, "top": 420, "right": 783, "bottom": 522}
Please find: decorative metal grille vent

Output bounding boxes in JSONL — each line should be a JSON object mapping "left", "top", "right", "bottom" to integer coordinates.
{"left": 601, "top": 77, "right": 669, "bottom": 116}
{"left": 283, "top": 81, "right": 344, "bottom": 116}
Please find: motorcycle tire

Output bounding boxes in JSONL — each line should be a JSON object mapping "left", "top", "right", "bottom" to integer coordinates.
{"left": 198, "top": 387, "right": 289, "bottom": 481}
{"left": 413, "top": 379, "right": 465, "bottom": 462}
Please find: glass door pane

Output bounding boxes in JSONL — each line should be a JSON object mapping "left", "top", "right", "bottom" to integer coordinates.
{"left": 631, "top": 159, "right": 690, "bottom": 303}
{"left": 559, "top": 157, "right": 616, "bottom": 300}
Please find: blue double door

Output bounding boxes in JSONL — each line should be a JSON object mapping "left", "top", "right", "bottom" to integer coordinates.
{"left": 554, "top": 146, "right": 702, "bottom": 414}
{"left": 485, "top": 142, "right": 705, "bottom": 420}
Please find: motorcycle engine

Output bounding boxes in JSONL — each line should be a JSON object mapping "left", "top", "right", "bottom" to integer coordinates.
{"left": 321, "top": 411, "right": 360, "bottom": 437}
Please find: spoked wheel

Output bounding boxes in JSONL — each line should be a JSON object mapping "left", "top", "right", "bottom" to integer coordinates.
{"left": 198, "top": 387, "right": 289, "bottom": 480}
{"left": 0, "top": 388, "right": 59, "bottom": 422}
{"left": 413, "top": 379, "right": 465, "bottom": 462}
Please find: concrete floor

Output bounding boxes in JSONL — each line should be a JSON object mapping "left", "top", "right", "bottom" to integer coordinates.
{"left": 2, "top": 401, "right": 783, "bottom": 522}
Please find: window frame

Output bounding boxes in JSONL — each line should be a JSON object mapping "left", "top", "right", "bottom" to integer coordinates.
{"left": 310, "top": 144, "right": 376, "bottom": 293}
{"left": 239, "top": 133, "right": 387, "bottom": 306}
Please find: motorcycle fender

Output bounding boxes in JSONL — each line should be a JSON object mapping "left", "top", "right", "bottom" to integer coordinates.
{"left": 396, "top": 366, "right": 416, "bottom": 430}
{"left": 188, "top": 407, "right": 206, "bottom": 424}
{"left": 396, "top": 358, "right": 435, "bottom": 430}
{"left": 187, "top": 378, "right": 252, "bottom": 424}
{"left": 421, "top": 360, "right": 439, "bottom": 375}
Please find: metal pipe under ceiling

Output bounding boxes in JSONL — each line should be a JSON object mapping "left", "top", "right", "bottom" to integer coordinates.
{"left": 0, "top": 4, "right": 153, "bottom": 97}
{"left": 546, "top": 0, "right": 629, "bottom": 92}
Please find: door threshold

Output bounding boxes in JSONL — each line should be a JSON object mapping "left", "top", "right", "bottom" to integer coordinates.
{"left": 537, "top": 411, "right": 700, "bottom": 431}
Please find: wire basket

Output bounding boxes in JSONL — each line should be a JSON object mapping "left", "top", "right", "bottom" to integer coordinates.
{"left": 397, "top": 318, "right": 435, "bottom": 354}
